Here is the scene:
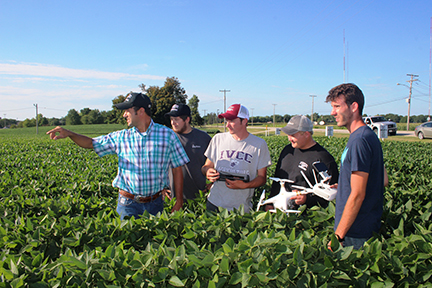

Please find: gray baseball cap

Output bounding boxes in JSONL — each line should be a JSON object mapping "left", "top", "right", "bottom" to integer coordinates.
{"left": 281, "top": 115, "right": 313, "bottom": 135}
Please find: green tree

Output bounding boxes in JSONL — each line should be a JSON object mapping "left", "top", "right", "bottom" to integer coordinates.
{"left": 20, "top": 118, "right": 36, "bottom": 127}
{"left": 80, "top": 108, "right": 91, "bottom": 116}
{"left": 204, "top": 112, "right": 218, "bottom": 125}
{"left": 111, "top": 95, "right": 127, "bottom": 125}
{"left": 274, "top": 114, "right": 283, "bottom": 123}
{"left": 146, "top": 77, "right": 188, "bottom": 125}
{"left": 188, "top": 95, "right": 204, "bottom": 126}
{"left": 283, "top": 114, "right": 292, "bottom": 123}
{"left": 48, "top": 117, "right": 62, "bottom": 126}
{"left": 37, "top": 114, "right": 48, "bottom": 126}
{"left": 87, "top": 109, "right": 104, "bottom": 124}
{"left": 320, "top": 115, "right": 335, "bottom": 124}
{"left": 66, "top": 109, "right": 82, "bottom": 125}
{"left": 410, "top": 114, "right": 427, "bottom": 123}
{"left": 383, "top": 113, "right": 402, "bottom": 123}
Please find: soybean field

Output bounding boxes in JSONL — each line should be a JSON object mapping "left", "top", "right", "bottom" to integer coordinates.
{"left": 1, "top": 126, "right": 432, "bottom": 287}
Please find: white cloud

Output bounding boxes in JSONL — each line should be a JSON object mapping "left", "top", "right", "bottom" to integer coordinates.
{"left": 0, "top": 62, "right": 167, "bottom": 119}
{"left": 0, "top": 62, "right": 165, "bottom": 81}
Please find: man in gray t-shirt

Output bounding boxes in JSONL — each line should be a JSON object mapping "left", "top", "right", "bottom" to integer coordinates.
{"left": 201, "top": 104, "right": 271, "bottom": 212}
{"left": 166, "top": 104, "right": 212, "bottom": 200}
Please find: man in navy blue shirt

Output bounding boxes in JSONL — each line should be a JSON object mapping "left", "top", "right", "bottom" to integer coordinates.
{"left": 326, "top": 83, "right": 385, "bottom": 250}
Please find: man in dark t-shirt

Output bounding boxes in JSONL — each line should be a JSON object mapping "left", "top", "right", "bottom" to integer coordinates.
{"left": 326, "top": 83, "right": 384, "bottom": 250}
{"left": 267, "top": 115, "right": 339, "bottom": 211}
{"left": 166, "top": 104, "right": 212, "bottom": 200}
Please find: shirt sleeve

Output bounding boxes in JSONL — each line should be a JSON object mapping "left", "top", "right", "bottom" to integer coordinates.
{"left": 350, "top": 137, "right": 373, "bottom": 174}
{"left": 204, "top": 135, "right": 217, "bottom": 163}
{"left": 257, "top": 140, "right": 272, "bottom": 170}
{"left": 270, "top": 147, "right": 286, "bottom": 198}
{"left": 92, "top": 132, "right": 119, "bottom": 157}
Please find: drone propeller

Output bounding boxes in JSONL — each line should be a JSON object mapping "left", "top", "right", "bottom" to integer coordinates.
{"left": 269, "top": 177, "right": 294, "bottom": 183}
{"left": 256, "top": 190, "right": 266, "bottom": 212}
{"left": 268, "top": 209, "right": 301, "bottom": 214}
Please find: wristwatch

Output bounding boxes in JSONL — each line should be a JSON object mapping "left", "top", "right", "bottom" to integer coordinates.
{"left": 335, "top": 234, "right": 345, "bottom": 242}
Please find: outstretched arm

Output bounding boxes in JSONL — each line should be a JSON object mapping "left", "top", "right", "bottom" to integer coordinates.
{"left": 47, "top": 126, "right": 93, "bottom": 149}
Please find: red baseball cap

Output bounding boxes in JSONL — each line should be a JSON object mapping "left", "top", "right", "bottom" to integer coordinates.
{"left": 218, "top": 104, "right": 249, "bottom": 120}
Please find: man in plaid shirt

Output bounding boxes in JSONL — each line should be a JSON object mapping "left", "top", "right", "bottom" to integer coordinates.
{"left": 47, "top": 93, "right": 189, "bottom": 219}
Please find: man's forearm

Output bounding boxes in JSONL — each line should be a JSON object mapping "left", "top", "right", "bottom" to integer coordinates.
{"left": 229, "top": 168, "right": 267, "bottom": 190}
{"left": 69, "top": 132, "right": 94, "bottom": 149}
{"left": 335, "top": 172, "right": 368, "bottom": 238}
{"left": 201, "top": 165, "right": 210, "bottom": 176}
{"left": 47, "top": 126, "right": 93, "bottom": 149}
{"left": 335, "top": 195, "right": 363, "bottom": 238}
{"left": 244, "top": 175, "right": 266, "bottom": 189}
{"left": 172, "top": 166, "right": 184, "bottom": 201}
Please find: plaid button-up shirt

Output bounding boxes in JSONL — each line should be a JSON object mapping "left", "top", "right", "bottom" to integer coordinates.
{"left": 92, "top": 120, "right": 189, "bottom": 197}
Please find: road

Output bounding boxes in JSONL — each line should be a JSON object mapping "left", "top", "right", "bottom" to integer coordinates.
{"left": 248, "top": 126, "right": 416, "bottom": 138}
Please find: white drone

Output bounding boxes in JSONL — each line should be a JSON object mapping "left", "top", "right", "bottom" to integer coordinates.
{"left": 256, "top": 161, "right": 337, "bottom": 214}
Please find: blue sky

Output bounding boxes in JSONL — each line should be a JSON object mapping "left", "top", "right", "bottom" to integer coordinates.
{"left": 1, "top": 0, "right": 431, "bottom": 121}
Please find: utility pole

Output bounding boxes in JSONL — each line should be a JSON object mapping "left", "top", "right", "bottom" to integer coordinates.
{"left": 406, "top": 74, "right": 419, "bottom": 131}
{"left": 219, "top": 89, "right": 230, "bottom": 132}
{"left": 429, "top": 16, "right": 431, "bottom": 121}
{"left": 3, "top": 114, "right": 6, "bottom": 129}
{"left": 272, "top": 104, "right": 277, "bottom": 127}
{"left": 33, "top": 103, "right": 38, "bottom": 134}
{"left": 250, "top": 108, "right": 254, "bottom": 126}
{"left": 309, "top": 95, "right": 317, "bottom": 123}
{"left": 203, "top": 109, "right": 207, "bottom": 126}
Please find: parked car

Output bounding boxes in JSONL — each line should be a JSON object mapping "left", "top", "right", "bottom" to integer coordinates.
{"left": 363, "top": 116, "right": 397, "bottom": 136}
{"left": 415, "top": 122, "right": 432, "bottom": 139}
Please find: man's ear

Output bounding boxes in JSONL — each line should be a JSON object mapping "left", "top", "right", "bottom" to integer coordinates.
{"left": 350, "top": 101, "right": 359, "bottom": 114}
{"left": 138, "top": 107, "right": 147, "bottom": 116}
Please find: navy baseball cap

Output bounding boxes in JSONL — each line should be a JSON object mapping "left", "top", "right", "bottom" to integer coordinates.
{"left": 165, "top": 103, "right": 191, "bottom": 118}
{"left": 114, "top": 92, "right": 152, "bottom": 110}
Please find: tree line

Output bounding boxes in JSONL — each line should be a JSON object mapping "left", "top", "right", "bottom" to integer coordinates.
{"left": 8, "top": 77, "right": 204, "bottom": 129}
{"left": 2, "top": 77, "right": 431, "bottom": 129}
{"left": 202, "top": 112, "right": 430, "bottom": 126}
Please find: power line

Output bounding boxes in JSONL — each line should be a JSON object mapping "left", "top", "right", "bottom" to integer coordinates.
{"left": 0, "top": 107, "right": 33, "bottom": 112}
{"left": 40, "top": 107, "right": 69, "bottom": 112}
{"left": 365, "top": 96, "right": 407, "bottom": 108}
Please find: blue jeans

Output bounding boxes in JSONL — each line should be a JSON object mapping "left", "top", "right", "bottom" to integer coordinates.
{"left": 116, "top": 194, "right": 164, "bottom": 220}
{"left": 344, "top": 236, "right": 369, "bottom": 249}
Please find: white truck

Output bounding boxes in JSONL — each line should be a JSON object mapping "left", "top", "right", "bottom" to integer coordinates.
{"left": 363, "top": 116, "right": 397, "bottom": 136}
